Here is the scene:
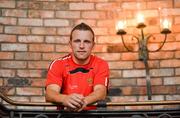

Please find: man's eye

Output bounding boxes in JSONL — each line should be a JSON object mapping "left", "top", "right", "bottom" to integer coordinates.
{"left": 84, "top": 40, "right": 91, "bottom": 43}
{"left": 73, "top": 40, "right": 81, "bottom": 43}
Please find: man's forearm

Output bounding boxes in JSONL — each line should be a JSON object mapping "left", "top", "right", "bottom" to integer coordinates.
{"left": 46, "top": 88, "right": 66, "bottom": 104}
{"left": 84, "top": 86, "right": 106, "bottom": 105}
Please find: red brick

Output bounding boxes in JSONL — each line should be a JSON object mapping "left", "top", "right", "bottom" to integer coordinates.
{"left": 109, "top": 61, "right": 133, "bottom": 70}
{"left": 75, "top": 20, "right": 96, "bottom": 27}
{"left": 166, "top": 95, "right": 180, "bottom": 100}
{"left": 0, "top": 0, "right": 15, "bottom": 8}
{"left": 149, "top": 51, "right": 174, "bottom": 59}
{"left": 175, "top": 17, "right": 180, "bottom": 24}
{"left": 176, "top": 68, "right": 180, "bottom": 76}
{"left": 152, "top": 86, "right": 176, "bottom": 94}
{"left": 8, "top": 97, "right": 29, "bottom": 105}
{"left": 176, "top": 34, "right": 180, "bottom": 41}
{"left": 15, "top": 52, "right": 41, "bottom": 60}
{"left": 150, "top": 69, "right": 174, "bottom": 77}
{"left": 110, "top": 79, "right": 136, "bottom": 86}
{"left": 0, "top": 34, "right": 16, "bottom": 42}
{"left": 123, "top": 70, "right": 145, "bottom": 78}
{"left": 93, "top": 44, "right": 107, "bottom": 52}
{"left": 96, "top": 3, "right": 120, "bottom": 10}
{"left": 121, "top": 86, "right": 147, "bottom": 95}
{"left": 30, "top": 79, "right": 46, "bottom": 87}
{"left": 96, "top": 53, "right": 120, "bottom": 61}
{"left": 17, "top": 70, "right": 42, "bottom": 77}
{"left": 121, "top": 2, "right": 146, "bottom": 10}
{"left": 5, "top": 26, "right": 30, "bottom": 34}
{"left": 57, "top": 27, "right": 71, "bottom": 35}
{"left": 28, "top": 61, "right": 50, "bottom": 69}
{"left": 18, "top": 18, "right": 43, "bottom": 26}
{"left": 97, "top": 20, "right": 114, "bottom": 27}
{"left": 111, "top": 96, "right": 137, "bottom": 102}
{"left": 160, "top": 59, "right": 180, "bottom": 67}
{"left": 164, "top": 77, "right": 180, "bottom": 85}
{"left": 42, "top": 53, "right": 67, "bottom": 60}
{"left": 45, "top": 36, "right": 69, "bottom": 44}
{"left": 82, "top": 11, "right": 106, "bottom": 19}
{"left": 149, "top": 42, "right": 176, "bottom": 51}
{"left": 56, "top": 11, "right": 80, "bottom": 18}
{"left": 110, "top": 70, "right": 122, "bottom": 78}
{"left": 139, "top": 95, "right": 164, "bottom": 101}
{"left": 0, "top": 17, "right": 17, "bottom": 25}
{"left": 69, "top": 3, "right": 94, "bottom": 10}
{"left": 42, "top": 2, "right": 68, "bottom": 10}
{"left": 0, "top": 52, "right": 14, "bottom": 59}
{"left": 30, "top": 96, "right": 45, "bottom": 102}
{"left": 0, "top": 69, "right": 15, "bottom": 77}
{"left": 125, "top": 106, "right": 151, "bottom": 110}
{"left": 1, "top": 44, "right": 27, "bottom": 51}
{"left": 164, "top": 8, "right": 180, "bottom": 16}
{"left": 134, "top": 60, "right": 160, "bottom": 69}
{"left": 29, "top": 44, "right": 54, "bottom": 52}
{"left": 17, "top": 1, "right": 28, "bottom": 9}
{"left": 137, "top": 78, "right": 162, "bottom": 86}
{"left": 147, "top": 1, "right": 172, "bottom": 9}
{"left": 4, "top": 88, "right": 15, "bottom": 96}
{"left": 1, "top": 61, "right": 27, "bottom": 69}
{"left": 56, "top": 45, "right": 70, "bottom": 52}
{"left": 18, "top": 36, "right": 44, "bottom": 43}
{"left": 28, "top": 10, "right": 55, "bottom": 18}
{"left": 97, "top": 36, "right": 122, "bottom": 44}
{"left": 31, "top": 27, "right": 56, "bottom": 35}
{"left": 172, "top": 25, "right": 180, "bottom": 33}
{"left": 2, "top": 9, "right": 27, "bottom": 17}
{"left": 16, "top": 87, "right": 43, "bottom": 96}
{"left": 121, "top": 52, "right": 138, "bottom": 60}
{"left": 175, "top": 0, "right": 180, "bottom": 7}
{"left": 93, "top": 27, "right": 108, "bottom": 35}
{"left": 44, "top": 19, "right": 69, "bottom": 27}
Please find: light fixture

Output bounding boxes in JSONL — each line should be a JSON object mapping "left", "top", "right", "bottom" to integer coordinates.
{"left": 116, "top": 12, "right": 171, "bottom": 100}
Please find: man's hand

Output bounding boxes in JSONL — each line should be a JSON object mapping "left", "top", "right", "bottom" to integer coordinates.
{"left": 63, "top": 93, "right": 84, "bottom": 111}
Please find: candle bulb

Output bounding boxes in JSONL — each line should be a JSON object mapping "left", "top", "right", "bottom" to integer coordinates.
{"left": 116, "top": 20, "right": 126, "bottom": 35}
{"left": 160, "top": 19, "right": 171, "bottom": 34}
{"left": 116, "top": 21, "right": 125, "bottom": 30}
{"left": 162, "top": 19, "right": 169, "bottom": 29}
{"left": 137, "top": 13, "right": 144, "bottom": 24}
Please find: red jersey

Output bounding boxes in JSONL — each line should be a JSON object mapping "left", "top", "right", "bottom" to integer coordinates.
{"left": 46, "top": 54, "right": 109, "bottom": 109}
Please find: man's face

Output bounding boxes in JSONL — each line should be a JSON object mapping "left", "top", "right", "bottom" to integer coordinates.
{"left": 70, "top": 30, "right": 94, "bottom": 64}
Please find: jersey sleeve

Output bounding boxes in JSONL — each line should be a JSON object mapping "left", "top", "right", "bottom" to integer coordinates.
{"left": 45, "top": 59, "right": 64, "bottom": 87}
{"left": 93, "top": 60, "right": 109, "bottom": 87}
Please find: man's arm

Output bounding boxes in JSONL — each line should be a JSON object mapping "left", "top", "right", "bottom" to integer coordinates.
{"left": 46, "top": 84, "right": 84, "bottom": 110}
{"left": 78, "top": 84, "right": 107, "bottom": 111}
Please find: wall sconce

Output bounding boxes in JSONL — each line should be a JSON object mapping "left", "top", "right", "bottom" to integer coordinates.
{"left": 116, "top": 12, "right": 171, "bottom": 100}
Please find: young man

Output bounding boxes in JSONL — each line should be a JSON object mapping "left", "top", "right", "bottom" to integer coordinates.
{"left": 45, "top": 23, "right": 109, "bottom": 112}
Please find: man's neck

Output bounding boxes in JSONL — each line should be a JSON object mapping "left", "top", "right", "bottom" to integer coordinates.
{"left": 72, "top": 55, "right": 91, "bottom": 65}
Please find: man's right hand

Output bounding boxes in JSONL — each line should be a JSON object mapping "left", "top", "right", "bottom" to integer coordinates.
{"left": 62, "top": 93, "right": 84, "bottom": 110}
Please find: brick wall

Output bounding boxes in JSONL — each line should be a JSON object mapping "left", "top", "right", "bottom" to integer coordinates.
{"left": 0, "top": 0, "right": 180, "bottom": 110}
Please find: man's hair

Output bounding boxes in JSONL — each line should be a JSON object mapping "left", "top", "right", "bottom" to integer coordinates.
{"left": 70, "top": 23, "right": 95, "bottom": 42}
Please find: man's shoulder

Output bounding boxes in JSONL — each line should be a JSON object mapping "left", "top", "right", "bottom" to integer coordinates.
{"left": 49, "top": 54, "right": 71, "bottom": 69}
{"left": 93, "top": 55, "right": 108, "bottom": 65}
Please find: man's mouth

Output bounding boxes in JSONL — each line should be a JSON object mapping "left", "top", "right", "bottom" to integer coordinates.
{"left": 77, "top": 51, "right": 86, "bottom": 54}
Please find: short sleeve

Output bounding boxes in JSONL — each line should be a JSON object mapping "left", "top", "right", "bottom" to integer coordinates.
{"left": 93, "top": 60, "right": 109, "bottom": 87}
{"left": 45, "top": 60, "right": 64, "bottom": 87}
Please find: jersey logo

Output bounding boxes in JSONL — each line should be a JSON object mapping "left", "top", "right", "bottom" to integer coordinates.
{"left": 87, "top": 78, "right": 93, "bottom": 84}
{"left": 69, "top": 67, "right": 93, "bottom": 74}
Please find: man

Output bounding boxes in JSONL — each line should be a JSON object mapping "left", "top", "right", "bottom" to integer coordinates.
{"left": 45, "top": 23, "right": 109, "bottom": 112}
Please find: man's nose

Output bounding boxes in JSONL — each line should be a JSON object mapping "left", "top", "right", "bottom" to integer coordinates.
{"left": 79, "top": 42, "right": 85, "bottom": 48}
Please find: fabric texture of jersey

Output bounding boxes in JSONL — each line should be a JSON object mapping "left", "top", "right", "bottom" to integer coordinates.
{"left": 46, "top": 53, "right": 109, "bottom": 110}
